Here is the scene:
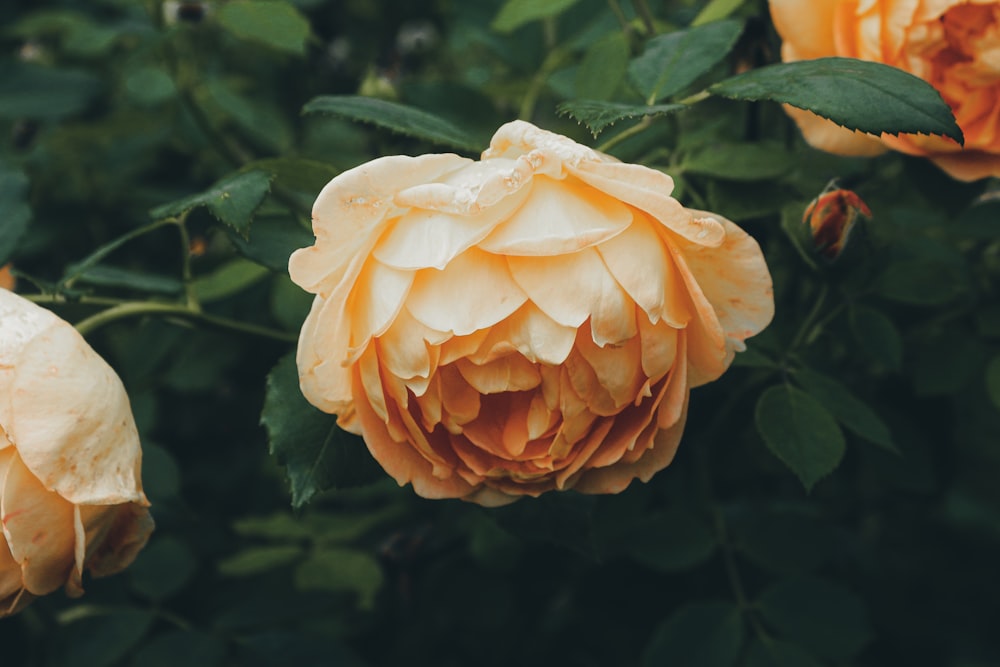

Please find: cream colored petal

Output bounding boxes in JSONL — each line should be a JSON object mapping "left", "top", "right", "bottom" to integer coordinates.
{"left": 1, "top": 453, "right": 75, "bottom": 595}
{"left": 575, "top": 332, "right": 646, "bottom": 411}
{"left": 439, "top": 365, "right": 482, "bottom": 431}
{"left": 638, "top": 315, "right": 679, "bottom": 382}
{"left": 0, "top": 425, "right": 10, "bottom": 451}
{"left": 769, "top": 0, "right": 842, "bottom": 59}
{"left": 469, "top": 302, "right": 577, "bottom": 366}
{"left": 394, "top": 157, "right": 531, "bottom": 213}
{"left": 348, "top": 260, "right": 414, "bottom": 347}
{"left": 297, "top": 295, "right": 353, "bottom": 415}
{"left": 568, "top": 161, "right": 726, "bottom": 247}
{"left": 376, "top": 308, "right": 443, "bottom": 381}
{"left": 289, "top": 153, "right": 469, "bottom": 292}
{"left": 674, "top": 211, "right": 774, "bottom": 350}
{"left": 597, "top": 217, "right": 687, "bottom": 327}
{"left": 929, "top": 150, "right": 1000, "bottom": 181}
{"left": 455, "top": 355, "right": 541, "bottom": 395}
{"left": 374, "top": 184, "right": 529, "bottom": 270}
{"left": 406, "top": 247, "right": 528, "bottom": 336}
{"left": 784, "top": 105, "right": 889, "bottom": 157}
{"left": 479, "top": 176, "right": 632, "bottom": 256}
{"left": 507, "top": 248, "right": 636, "bottom": 347}
{"left": 358, "top": 344, "right": 388, "bottom": 423}
{"left": 3, "top": 315, "right": 145, "bottom": 506}
{"left": 354, "top": 372, "right": 475, "bottom": 500}
{"left": 0, "top": 450, "right": 20, "bottom": 600}
{"left": 482, "top": 120, "right": 601, "bottom": 174}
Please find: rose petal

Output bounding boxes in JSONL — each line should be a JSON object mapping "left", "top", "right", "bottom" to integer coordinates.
{"left": 406, "top": 247, "right": 528, "bottom": 336}
{"left": 769, "top": 0, "right": 842, "bottom": 59}
{"left": 1, "top": 453, "right": 75, "bottom": 595}
{"left": 479, "top": 176, "right": 632, "bottom": 255}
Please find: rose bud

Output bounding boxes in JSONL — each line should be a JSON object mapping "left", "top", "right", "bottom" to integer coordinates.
{"left": 0, "top": 289, "right": 153, "bottom": 617}
{"left": 770, "top": 0, "right": 1000, "bottom": 181}
{"left": 803, "top": 187, "right": 871, "bottom": 261}
{"left": 289, "top": 121, "right": 774, "bottom": 506}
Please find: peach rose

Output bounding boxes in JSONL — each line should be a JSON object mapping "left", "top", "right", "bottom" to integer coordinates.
{"left": 770, "top": 0, "right": 1000, "bottom": 181}
{"left": 0, "top": 289, "right": 153, "bottom": 617}
{"left": 289, "top": 121, "right": 773, "bottom": 506}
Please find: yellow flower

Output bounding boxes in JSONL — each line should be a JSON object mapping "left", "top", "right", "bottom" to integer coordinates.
{"left": 0, "top": 289, "right": 152, "bottom": 616}
{"left": 290, "top": 121, "right": 773, "bottom": 506}
{"left": 770, "top": 0, "right": 1000, "bottom": 181}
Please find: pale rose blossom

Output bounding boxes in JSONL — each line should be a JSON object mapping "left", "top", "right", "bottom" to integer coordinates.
{"left": 0, "top": 289, "right": 153, "bottom": 616}
{"left": 770, "top": 0, "right": 1000, "bottom": 181}
{"left": 290, "top": 121, "right": 773, "bottom": 506}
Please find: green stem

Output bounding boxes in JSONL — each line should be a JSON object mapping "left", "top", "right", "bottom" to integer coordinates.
{"left": 632, "top": 0, "right": 657, "bottom": 34}
{"left": 787, "top": 283, "right": 829, "bottom": 355}
{"left": 175, "top": 217, "right": 201, "bottom": 312}
{"left": 73, "top": 301, "right": 297, "bottom": 342}
{"left": 519, "top": 47, "right": 570, "bottom": 122}
{"left": 606, "top": 0, "right": 631, "bottom": 35}
{"left": 595, "top": 117, "right": 652, "bottom": 153}
{"left": 60, "top": 218, "right": 176, "bottom": 289}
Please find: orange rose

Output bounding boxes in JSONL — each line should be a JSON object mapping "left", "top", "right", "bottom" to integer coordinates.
{"left": 0, "top": 265, "right": 14, "bottom": 292}
{"left": 289, "top": 121, "right": 773, "bottom": 506}
{"left": 770, "top": 0, "right": 1000, "bottom": 181}
{"left": 0, "top": 289, "right": 153, "bottom": 616}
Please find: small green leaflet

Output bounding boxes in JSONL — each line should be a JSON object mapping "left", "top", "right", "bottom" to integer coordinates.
{"left": 629, "top": 19, "right": 744, "bottom": 102}
{"left": 150, "top": 170, "right": 274, "bottom": 237}
{"left": 709, "top": 57, "right": 963, "bottom": 143}
{"left": 692, "top": 0, "right": 747, "bottom": 26}
{"left": 791, "top": 368, "right": 898, "bottom": 454}
{"left": 302, "top": 96, "right": 481, "bottom": 151}
{"left": 491, "top": 0, "right": 581, "bottom": 33}
{"left": 755, "top": 384, "right": 846, "bottom": 492}
{"left": 642, "top": 601, "right": 745, "bottom": 667}
{"left": 557, "top": 100, "right": 687, "bottom": 136}
{"left": 217, "top": 0, "right": 312, "bottom": 56}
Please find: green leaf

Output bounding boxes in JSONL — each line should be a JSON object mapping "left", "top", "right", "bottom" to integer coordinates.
{"left": 491, "top": 0, "right": 581, "bottom": 33}
{"left": 48, "top": 609, "right": 155, "bottom": 667}
{"left": 911, "top": 330, "right": 985, "bottom": 397}
{"left": 851, "top": 306, "right": 903, "bottom": 371}
{"left": 217, "top": 0, "right": 312, "bottom": 56}
{"left": 641, "top": 601, "right": 745, "bottom": 667}
{"left": 619, "top": 510, "right": 718, "bottom": 572}
{"left": 294, "top": 547, "right": 384, "bottom": 609}
{"left": 575, "top": 33, "right": 630, "bottom": 101}
{"left": 493, "top": 493, "right": 598, "bottom": 558}
{"left": 246, "top": 157, "right": 339, "bottom": 194}
{"left": 987, "top": 356, "right": 1000, "bottom": 411}
{"left": 743, "top": 639, "right": 823, "bottom": 667}
{"left": 74, "top": 264, "right": 183, "bottom": 295}
{"left": 755, "top": 385, "right": 846, "bottom": 492}
{"left": 709, "top": 58, "right": 963, "bottom": 143}
{"left": 302, "top": 95, "right": 481, "bottom": 151}
{"left": 757, "top": 577, "right": 873, "bottom": 662}
{"left": 0, "top": 62, "right": 102, "bottom": 120}
{"left": 218, "top": 545, "right": 304, "bottom": 576}
{"left": 192, "top": 258, "right": 272, "bottom": 303}
{"left": 679, "top": 141, "right": 795, "bottom": 181}
{"left": 557, "top": 100, "right": 687, "bottom": 136}
{"left": 629, "top": 19, "right": 744, "bottom": 102}
{"left": 128, "top": 537, "right": 199, "bottom": 602}
{"left": 261, "top": 352, "right": 384, "bottom": 507}
{"left": 692, "top": 0, "right": 748, "bottom": 26}
{"left": 0, "top": 162, "right": 31, "bottom": 265}
{"left": 150, "top": 170, "right": 274, "bottom": 236}
{"left": 227, "top": 215, "right": 314, "bottom": 272}
{"left": 792, "top": 368, "right": 897, "bottom": 453}
{"left": 131, "top": 630, "right": 228, "bottom": 667}
{"left": 141, "top": 443, "right": 182, "bottom": 500}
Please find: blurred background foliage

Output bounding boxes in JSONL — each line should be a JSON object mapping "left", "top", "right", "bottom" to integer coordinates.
{"left": 1, "top": 0, "right": 999, "bottom": 665}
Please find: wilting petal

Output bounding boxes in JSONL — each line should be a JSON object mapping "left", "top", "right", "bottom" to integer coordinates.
{"left": 1, "top": 453, "right": 76, "bottom": 595}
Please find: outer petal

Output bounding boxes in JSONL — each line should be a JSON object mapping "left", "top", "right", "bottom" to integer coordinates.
{"left": 769, "top": 0, "right": 843, "bottom": 59}
{"left": 1, "top": 453, "right": 76, "bottom": 596}
{"left": 0, "top": 294, "right": 146, "bottom": 506}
